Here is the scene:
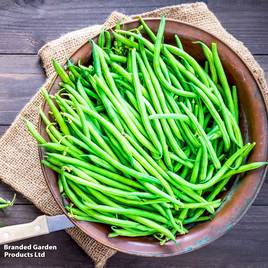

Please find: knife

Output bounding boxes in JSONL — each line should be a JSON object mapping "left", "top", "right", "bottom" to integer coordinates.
{"left": 0, "top": 215, "right": 74, "bottom": 245}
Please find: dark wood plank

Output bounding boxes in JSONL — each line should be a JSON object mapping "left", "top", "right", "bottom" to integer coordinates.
{"left": 0, "top": 55, "right": 42, "bottom": 74}
{"left": 208, "top": 0, "right": 268, "bottom": 54}
{"left": 0, "top": 125, "right": 8, "bottom": 135}
{"left": 0, "top": 55, "right": 44, "bottom": 124}
{"left": 255, "top": 182, "right": 268, "bottom": 206}
{"left": 0, "top": 205, "right": 267, "bottom": 267}
{"left": 1, "top": 0, "right": 267, "bottom": 54}
{"left": 0, "top": 0, "right": 200, "bottom": 54}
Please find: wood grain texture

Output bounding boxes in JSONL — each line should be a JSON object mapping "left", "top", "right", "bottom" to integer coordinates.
{"left": 0, "top": 0, "right": 200, "bottom": 54}
{"left": 208, "top": 0, "right": 268, "bottom": 54}
{"left": 0, "top": 0, "right": 267, "bottom": 54}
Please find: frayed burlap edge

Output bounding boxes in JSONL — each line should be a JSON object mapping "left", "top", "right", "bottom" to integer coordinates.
{"left": 0, "top": 2, "right": 267, "bottom": 267}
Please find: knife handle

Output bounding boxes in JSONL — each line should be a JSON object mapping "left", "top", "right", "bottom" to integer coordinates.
{"left": 0, "top": 215, "right": 49, "bottom": 245}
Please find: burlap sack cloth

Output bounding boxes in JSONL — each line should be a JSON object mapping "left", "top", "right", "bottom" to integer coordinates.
{"left": 0, "top": 2, "right": 267, "bottom": 267}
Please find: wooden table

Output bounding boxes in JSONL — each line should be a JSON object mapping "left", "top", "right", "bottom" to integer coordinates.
{"left": 0, "top": 1, "right": 267, "bottom": 267}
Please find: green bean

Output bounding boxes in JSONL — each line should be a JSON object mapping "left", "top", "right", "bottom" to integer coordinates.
{"left": 69, "top": 70, "right": 76, "bottom": 84}
{"left": 104, "top": 30, "right": 111, "bottom": 49}
{"left": 197, "top": 99, "right": 204, "bottom": 127}
{"left": 175, "top": 35, "right": 195, "bottom": 73}
{"left": 92, "top": 75, "right": 158, "bottom": 155}
{"left": 64, "top": 171, "right": 155, "bottom": 200}
{"left": 232, "top": 85, "right": 239, "bottom": 124}
{"left": 0, "top": 195, "right": 15, "bottom": 208}
{"left": 104, "top": 129, "right": 132, "bottom": 166}
{"left": 40, "top": 143, "right": 84, "bottom": 159}
{"left": 165, "top": 93, "right": 200, "bottom": 148}
{"left": 67, "top": 60, "right": 80, "bottom": 79}
{"left": 117, "top": 25, "right": 208, "bottom": 90}
{"left": 211, "top": 43, "right": 235, "bottom": 116}
{"left": 142, "top": 95, "right": 172, "bottom": 170}
{"left": 25, "top": 120, "right": 46, "bottom": 144}
{"left": 151, "top": 19, "right": 196, "bottom": 97}
{"left": 79, "top": 105, "right": 135, "bottom": 164}
{"left": 168, "top": 152, "right": 194, "bottom": 169}
{"left": 88, "top": 71, "right": 124, "bottom": 133}
{"left": 108, "top": 228, "right": 155, "bottom": 238}
{"left": 39, "top": 110, "right": 83, "bottom": 155}
{"left": 52, "top": 59, "right": 75, "bottom": 88}
{"left": 0, "top": 203, "right": 14, "bottom": 209}
{"left": 72, "top": 95, "right": 90, "bottom": 139}
{"left": 76, "top": 78, "right": 95, "bottom": 109}
{"left": 69, "top": 168, "right": 175, "bottom": 239}
{"left": 66, "top": 205, "right": 97, "bottom": 218}
{"left": 109, "top": 52, "right": 127, "bottom": 63}
{"left": 86, "top": 154, "right": 118, "bottom": 172}
{"left": 60, "top": 83, "right": 90, "bottom": 108}
{"left": 148, "top": 113, "right": 189, "bottom": 122}
{"left": 115, "top": 30, "right": 196, "bottom": 98}
{"left": 124, "top": 134, "right": 179, "bottom": 198}
{"left": 199, "top": 137, "right": 208, "bottom": 181}
{"left": 69, "top": 165, "right": 135, "bottom": 194}
{"left": 193, "top": 41, "right": 217, "bottom": 84}
{"left": 178, "top": 207, "right": 189, "bottom": 223}
{"left": 223, "top": 162, "right": 267, "bottom": 179}
{"left": 180, "top": 102, "right": 221, "bottom": 169}
{"left": 54, "top": 94, "right": 77, "bottom": 117}
{"left": 46, "top": 148, "right": 158, "bottom": 185}
{"left": 113, "top": 31, "right": 139, "bottom": 49}
{"left": 138, "top": 17, "right": 156, "bottom": 41}
{"left": 165, "top": 43, "right": 209, "bottom": 86}
{"left": 205, "top": 73, "right": 241, "bottom": 147}
{"left": 42, "top": 88, "right": 70, "bottom": 136}
{"left": 63, "top": 111, "right": 119, "bottom": 160}
{"left": 131, "top": 48, "right": 162, "bottom": 157}
{"left": 168, "top": 143, "right": 253, "bottom": 190}
{"left": 183, "top": 216, "right": 211, "bottom": 224}
{"left": 190, "top": 148, "right": 202, "bottom": 183}
{"left": 181, "top": 166, "right": 190, "bottom": 179}
{"left": 83, "top": 203, "right": 168, "bottom": 224}
{"left": 139, "top": 43, "right": 188, "bottom": 148}
{"left": 98, "top": 31, "right": 105, "bottom": 48}
{"left": 62, "top": 174, "right": 150, "bottom": 231}
{"left": 48, "top": 155, "right": 144, "bottom": 191}
{"left": 190, "top": 83, "right": 231, "bottom": 151}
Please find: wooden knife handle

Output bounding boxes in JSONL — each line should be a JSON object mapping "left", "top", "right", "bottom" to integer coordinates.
{"left": 0, "top": 215, "right": 49, "bottom": 245}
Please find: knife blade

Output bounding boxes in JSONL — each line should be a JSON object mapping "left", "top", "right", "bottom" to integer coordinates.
{"left": 46, "top": 214, "right": 74, "bottom": 233}
{"left": 0, "top": 214, "right": 74, "bottom": 245}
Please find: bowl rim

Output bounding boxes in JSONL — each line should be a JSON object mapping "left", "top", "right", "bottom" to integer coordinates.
{"left": 39, "top": 17, "right": 268, "bottom": 256}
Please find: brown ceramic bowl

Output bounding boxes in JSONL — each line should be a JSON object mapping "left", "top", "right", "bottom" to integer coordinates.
{"left": 39, "top": 18, "right": 268, "bottom": 256}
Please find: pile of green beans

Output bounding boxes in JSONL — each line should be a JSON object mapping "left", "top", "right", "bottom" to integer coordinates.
{"left": 26, "top": 17, "right": 266, "bottom": 244}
